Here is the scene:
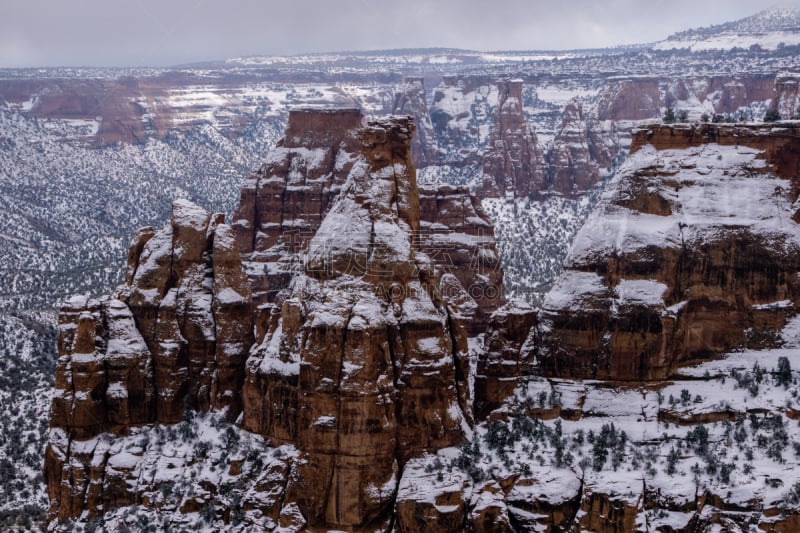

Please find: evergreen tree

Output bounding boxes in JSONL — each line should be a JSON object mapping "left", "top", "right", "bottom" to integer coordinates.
{"left": 666, "top": 447, "right": 679, "bottom": 476}
{"left": 663, "top": 107, "right": 676, "bottom": 124}
{"left": 776, "top": 356, "right": 792, "bottom": 388}
{"left": 764, "top": 108, "right": 782, "bottom": 122}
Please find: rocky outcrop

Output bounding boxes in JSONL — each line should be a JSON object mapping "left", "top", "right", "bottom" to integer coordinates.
{"left": 773, "top": 72, "right": 800, "bottom": 120}
{"left": 629, "top": 123, "right": 800, "bottom": 183}
{"left": 44, "top": 110, "right": 521, "bottom": 530}
{"left": 417, "top": 184, "right": 506, "bottom": 332}
{"left": 474, "top": 302, "right": 537, "bottom": 416}
{"left": 393, "top": 77, "right": 438, "bottom": 168}
{"left": 394, "top": 459, "right": 472, "bottom": 532}
{"left": 538, "top": 124, "right": 800, "bottom": 380}
{"left": 578, "top": 489, "right": 640, "bottom": 532}
{"left": 45, "top": 199, "right": 254, "bottom": 520}
{"left": 505, "top": 471, "right": 583, "bottom": 530}
{"left": 596, "top": 77, "right": 661, "bottom": 121}
{"left": 231, "top": 107, "right": 363, "bottom": 305}
{"left": 547, "top": 99, "right": 606, "bottom": 196}
{"left": 241, "top": 116, "right": 476, "bottom": 530}
{"left": 232, "top": 106, "right": 509, "bottom": 326}
{"left": 480, "top": 79, "right": 547, "bottom": 198}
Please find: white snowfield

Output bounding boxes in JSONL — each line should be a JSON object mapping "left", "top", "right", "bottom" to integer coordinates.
{"left": 655, "top": 7, "right": 800, "bottom": 52}
{"left": 654, "top": 30, "right": 800, "bottom": 52}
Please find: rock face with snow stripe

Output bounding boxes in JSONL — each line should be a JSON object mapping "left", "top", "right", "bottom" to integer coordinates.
{"left": 538, "top": 124, "right": 800, "bottom": 380}
{"left": 629, "top": 123, "right": 800, "bottom": 182}
{"left": 480, "top": 79, "right": 548, "bottom": 199}
{"left": 774, "top": 72, "right": 800, "bottom": 120}
{"left": 45, "top": 199, "right": 254, "bottom": 521}
{"left": 231, "top": 107, "right": 363, "bottom": 306}
{"left": 417, "top": 183, "right": 506, "bottom": 332}
{"left": 547, "top": 99, "right": 607, "bottom": 196}
{"left": 596, "top": 77, "right": 661, "bottom": 121}
{"left": 393, "top": 77, "right": 439, "bottom": 168}
{"left": 242, "top": 116, "right": 475, "bottom": 529}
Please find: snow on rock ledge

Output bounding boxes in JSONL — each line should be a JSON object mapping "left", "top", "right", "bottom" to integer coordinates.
{"left": 45, "top": 199, "right": 254, "bottom": 522}
{"left": 538, "top": 124, "right": 800, "bottom": 381}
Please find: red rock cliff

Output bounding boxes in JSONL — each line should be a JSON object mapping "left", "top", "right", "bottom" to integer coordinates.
{"left": 480, "top": 79, "right": 547, "bottom": 198}
{"left": 773, "top": 72, "right": 800, "bottom": 120}
{"left": 596, "top": 77, "right": 661, "bottom": 121}
{"left": 241, "top": 117, "right": 473, "bottom": 529}
{"left": 231, "top": 107, "right": 363, "bottom": 305}
{"left": 44, "top": 110, "right": 520, "bottom": 531}
{"left": 45, "top": 200, "right": 254, "bottom": 519}
{"left": 547, "top": 99, "right": 606, "bottom": 196}
{"left": 538, "top": 123, "right": 800, "bottom": 380}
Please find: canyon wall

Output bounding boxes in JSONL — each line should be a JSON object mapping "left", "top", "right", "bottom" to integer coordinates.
{"left": 43, "top": 104, "right": 800, "bottom": 530}
{"left": 480, "top": 79, "right": 548, "bottom": 198}
{"left": 44, "top": 111, "right": 517, "bottom": 531}
{"left": 392, "top": 77, "right": 439, "bottom": 168}
{"left": 45, "top": 200, "right": 254, "bottom": 520}
{"left": 539, "top": 123, "right": 800, "bottom": 380}
{"left": 774, "top": 72, "right": 800, "bottom": 119}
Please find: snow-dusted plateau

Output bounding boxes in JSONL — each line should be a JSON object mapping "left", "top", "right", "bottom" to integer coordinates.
{"left": 2, "top": 6, "right": 800, "bottom": 532}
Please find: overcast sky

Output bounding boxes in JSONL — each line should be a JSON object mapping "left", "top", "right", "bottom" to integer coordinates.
{"left": 0, "top": 0, "right": 795, "bottom": 67}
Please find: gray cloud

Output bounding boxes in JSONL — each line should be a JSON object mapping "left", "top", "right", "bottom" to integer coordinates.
{"left": 0, "top": 0, "right": 792, "bottom": 67}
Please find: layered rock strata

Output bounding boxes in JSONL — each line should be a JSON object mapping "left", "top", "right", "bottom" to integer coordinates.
{"left": 538, "top": 124, "right": 800, "bottom": 380}
{"left": 774, "top": 72, "right": 800, "bottom": 120}
{"left": 547, "top": 99, "right": 609, "bottom": 196}
{"left": 240, "top": 116, "right": 474, "bottom": 529}
{"left": 45, "top": 199, "right": 254, "bottom": 520}
{"left": 231, "top": 107, "right": 363, "bottom": 305}
{"left": 480, "top": 79, "right": 547, "bottom": 198}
